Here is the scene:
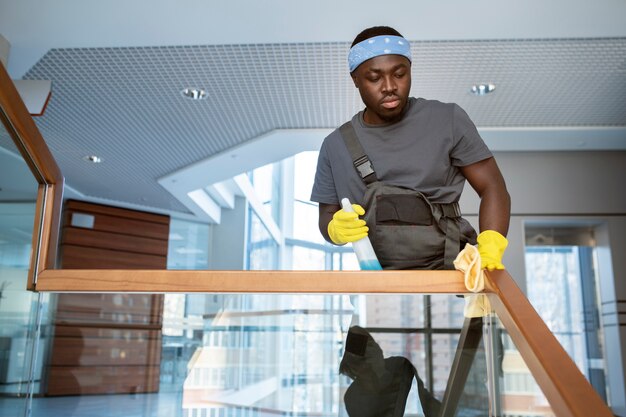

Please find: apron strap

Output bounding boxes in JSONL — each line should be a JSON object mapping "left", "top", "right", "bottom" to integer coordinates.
{"left": 339, "top": 122, "right": 378, "bottom": 185}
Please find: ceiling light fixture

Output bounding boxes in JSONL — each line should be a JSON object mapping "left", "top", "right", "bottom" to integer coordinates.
{"left": 470, "top": 83, "right": 496, "bottom": 96}
{"left": 181, "top": 88, "right": 207, "bottom": 100}
{"left": 83, "top": 155, "right": 102, "bottom": 163}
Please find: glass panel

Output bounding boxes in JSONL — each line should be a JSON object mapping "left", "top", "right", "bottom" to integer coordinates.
{"left": 293, "top": 151, "right": 318, "bottom": 203}
{"left": 430, "top": 294, "right": 465, "bottom": 328}
{"left": 2, "top": 293, "right": 493, "bottom": 417}
{"left": 0, "top": 123, "right": 49, "bottom": 414}
{"left": 332, "top": 252, "right": 359, "bottom": 271}
{"left": 490, "top": 315, "right": 557, "bottom": 417}
{"left": 246, "top": 208, "right": 278, "bottom": 270}
{"left": 293, "top": 200, "right": 325, "bottom": 244}
{"left": 292, "top": 150, "right": 324, "bottom": 245}
{"left": 167, "top": 219, "right": 210, "bottom": 270}
{"left": 0, "top": 120, "right": 24, "bottom": 156}
{"left": 6, "top": 292, "right": 605, "bottom": 417}
{"left": 525, "top": 244, "right": 608, "bottom": 400}
{"left": 291, "top": 245, "right": 326, "bottom": 270}
{"left": 248, "top": 162, "right": 280, "bottom": 224}
{"left": 431, "top": 333, "right": 460, "bottom": 399}
{"left": 162, "top": 219, "right": 211, "bottom": 393}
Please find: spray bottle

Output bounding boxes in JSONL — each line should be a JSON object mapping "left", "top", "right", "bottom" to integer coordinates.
{"left": 341, "top": 198, "right": 383, "bottom": 270}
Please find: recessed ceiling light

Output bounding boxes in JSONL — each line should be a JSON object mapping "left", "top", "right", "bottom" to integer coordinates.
{"left": 83, "top": 155, "right": 102, "bottom": 163}
{"left": 181, "top": 88, "right": 207, "bottom": 100}
{"left": 470, "top": 83, "right": 496, "bottom": 96}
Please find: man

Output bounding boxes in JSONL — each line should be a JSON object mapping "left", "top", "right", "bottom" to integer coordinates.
{"left": 311, "top": 26, "right": 510, "bottom": 270}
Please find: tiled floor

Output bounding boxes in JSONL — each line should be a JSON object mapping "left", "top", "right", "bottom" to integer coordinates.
{"left": 0, "top": 392, "right": 184, "bottom": 417}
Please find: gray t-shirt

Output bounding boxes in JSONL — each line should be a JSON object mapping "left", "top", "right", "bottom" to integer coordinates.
{"left": 311, "top": 97, "right": 492, "bottom": 206}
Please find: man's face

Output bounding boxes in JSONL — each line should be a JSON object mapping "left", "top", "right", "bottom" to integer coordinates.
{"left": 351, "top": 54, "right": 411, "bottom": 125}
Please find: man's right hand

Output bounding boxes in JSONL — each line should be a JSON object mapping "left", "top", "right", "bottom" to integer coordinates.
{"left": 327, "top": 204, "right": 369, "bottom": 245}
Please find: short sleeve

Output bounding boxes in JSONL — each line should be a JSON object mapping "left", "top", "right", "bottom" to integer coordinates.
{"left": 310, "top": 139, "right": 339, "bottom": 204}
{"left": 450, "top": 104, "right": 492, "bottom": 167}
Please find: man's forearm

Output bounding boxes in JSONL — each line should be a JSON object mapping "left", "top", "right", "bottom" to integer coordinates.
{"left": 478, "top": 187, "right": 511, "bottom": 236}
{"left": 319, "top": 203, "right": 340, "bottom": 243}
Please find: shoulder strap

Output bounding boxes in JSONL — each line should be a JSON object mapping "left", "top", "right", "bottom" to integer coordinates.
{"left": 339, "top": 122, "right": 378, "bottom": 185}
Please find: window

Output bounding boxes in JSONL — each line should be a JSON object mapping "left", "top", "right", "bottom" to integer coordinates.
{"left": 249, "top": 162, "right": 280, "bottom": 224}
{"left": 246, "top": 208, "right": 279, "bottom": 270}
{"left": 288, "top": 151, "right": 358, "bottom": 270}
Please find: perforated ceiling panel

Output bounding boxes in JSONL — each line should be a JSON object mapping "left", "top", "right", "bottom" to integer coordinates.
{"left": 7, "top": 37, "right": 626, "bottom": 214}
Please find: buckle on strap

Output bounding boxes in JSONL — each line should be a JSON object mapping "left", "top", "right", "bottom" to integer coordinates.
{"left": 440, "top": 202, "right": 461, "bottom": 218}
{"left": 354, "top": 156, "right": 375, "bottom": 179}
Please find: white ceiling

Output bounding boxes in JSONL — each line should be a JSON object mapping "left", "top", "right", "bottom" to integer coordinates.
{"left": 1, "top": 0, "right": 625, "bottom": 221}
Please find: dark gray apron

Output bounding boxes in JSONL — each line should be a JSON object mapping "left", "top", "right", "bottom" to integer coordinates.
{"left": 339, "top": 122, "right": 476, "bottom": 270}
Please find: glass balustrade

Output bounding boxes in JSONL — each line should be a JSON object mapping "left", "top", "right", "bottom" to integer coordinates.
{"left": 0, "top": 116, "right": 52, "bottom": 415}
{"left": 0, "top": 292, "right": 566, "bottom": 417}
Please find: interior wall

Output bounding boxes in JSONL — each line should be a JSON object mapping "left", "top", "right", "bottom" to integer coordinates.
{"left": 459, "top": 151, "right": 626, "bottom": 215}
{"left": 209, "top": 196, "right": 247, "bottom": 270}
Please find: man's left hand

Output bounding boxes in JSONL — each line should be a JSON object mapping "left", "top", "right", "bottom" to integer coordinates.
{"left": 477, "top": 230, "right": 508, "bottom": 271}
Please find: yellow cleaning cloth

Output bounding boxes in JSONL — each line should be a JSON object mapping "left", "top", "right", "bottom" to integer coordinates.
{"left": 454, "top": 243, "right": 492, "bottom": 318}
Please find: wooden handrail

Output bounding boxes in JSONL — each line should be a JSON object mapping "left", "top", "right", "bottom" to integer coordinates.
{"left": 0, "top": 63, "right": 62, "bottom": 184}
{"left": 486, "top": 269, "right": 614, "bottom": 417}
{"left": 35, "top": 269, "right": 468, "bottom": 293}
{"left": 0, "top": 57, "right": 616, "bottom": 417}
{"left": 0, "top": 62, "right": 64, "bottom": 287}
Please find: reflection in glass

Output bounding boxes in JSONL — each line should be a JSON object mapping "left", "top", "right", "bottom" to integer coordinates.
{"left": 340, "top": 326, "right": 441, "bottom": 417}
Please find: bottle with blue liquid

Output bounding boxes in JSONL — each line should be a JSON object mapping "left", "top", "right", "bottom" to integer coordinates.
{"left": 341, "top": 198, "right": 383, "bottom": 271}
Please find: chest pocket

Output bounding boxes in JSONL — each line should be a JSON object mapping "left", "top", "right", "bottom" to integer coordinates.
{"left": 376, "top": 193, "right": 433, "bottom": 226}
{"left": 364, "top": 182, "right": 450, "bottom": 270}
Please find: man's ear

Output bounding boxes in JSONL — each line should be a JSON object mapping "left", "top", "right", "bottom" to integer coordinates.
{"left": 351, "top": 73, "right": 359, "bottom": 89}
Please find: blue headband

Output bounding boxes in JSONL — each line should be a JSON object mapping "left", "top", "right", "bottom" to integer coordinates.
{"left": 348, "top": 35, "right": 412, "bottom": 72}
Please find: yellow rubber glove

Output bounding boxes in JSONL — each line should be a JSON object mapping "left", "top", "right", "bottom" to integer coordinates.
{"left": 477, "top": 230, "right": 508, "bottom": 271}
{"left": 328, "top": 204, "right": 368, "bottom": 245}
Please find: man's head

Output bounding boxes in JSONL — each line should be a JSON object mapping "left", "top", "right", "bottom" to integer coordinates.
{"left": 348, "top": 26, "right": 412, "bottom": 125}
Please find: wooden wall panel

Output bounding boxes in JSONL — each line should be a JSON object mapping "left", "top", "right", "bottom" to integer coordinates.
{"left": 63, "top": 200, "right": 170, "bottom": 225}
{"left": 50, "top": 326, "right": 161, "bottom": 367}
{"left": 55, "top": 294, "right": 163, "bottom": 324}
{"left": 62, "top": 202, "right": 168, "bottom": 240}
{"left": 46, "top": 200, "right": 169, "bottom": 396}
{"left": 62, "top": 227, "right": 168, "bottom": 256}
{"left": 61, "top": 245, "right": 167, "bottom": 269}
{"left": 47, "top": 366, "right": 160, "bottom": 396}
{"left": 63, "top": 212, "right": 169, "bottom": 240}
